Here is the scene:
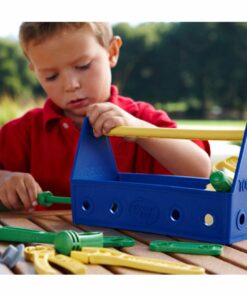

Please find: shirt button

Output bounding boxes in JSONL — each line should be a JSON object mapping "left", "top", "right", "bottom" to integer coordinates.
{"left": 62, "top": 122, "right": 69, "bottom": 129}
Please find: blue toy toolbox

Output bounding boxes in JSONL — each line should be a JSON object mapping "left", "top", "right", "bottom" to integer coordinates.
{"left": 71, "top": 118, "right": 247, "bottom": 244}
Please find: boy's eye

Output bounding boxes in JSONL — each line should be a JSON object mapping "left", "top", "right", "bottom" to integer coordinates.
{"left": 45, "top": 74, "right": 58, "bottom": 81}
{"left": 76, "top": 62, "right": 91, "bottom": 70}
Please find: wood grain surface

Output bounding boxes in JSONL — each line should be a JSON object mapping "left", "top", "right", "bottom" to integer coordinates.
{"left": 0, "top": 210, "right": 247, "bottom": 275}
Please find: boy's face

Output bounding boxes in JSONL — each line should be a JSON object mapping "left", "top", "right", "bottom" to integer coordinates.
{"left": 27, "top": 27, "right": 121, "bottom": 124}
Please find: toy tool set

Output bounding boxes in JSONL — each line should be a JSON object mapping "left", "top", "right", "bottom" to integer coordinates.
{"left": 0, "top": 226, "right": 216, "bottom": 274}
{"left": 70, "top": 118, "right": 247, "bottom": 244}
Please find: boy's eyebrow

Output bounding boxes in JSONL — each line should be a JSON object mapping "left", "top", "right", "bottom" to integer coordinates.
{"left": 37, "top": 55, "right": 92, "bottom": 72}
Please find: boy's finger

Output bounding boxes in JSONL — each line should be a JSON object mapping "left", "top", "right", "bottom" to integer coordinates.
{"left": 16, "top": 181, "right": 32, "bottom": 210}
{"left": 6, "top": 190, "right": 23, "bottom": 210}
{"left": 24, "top": 176, "right": 42, "bottom": 207}
{"left": 92, "top": 109, "right": 117, "bottom": 136}
{"left": 87, "top": 103, "right": 113, "bottom": 126}
{"left": 0, "top": 191, "right": 12, "bottom": 210}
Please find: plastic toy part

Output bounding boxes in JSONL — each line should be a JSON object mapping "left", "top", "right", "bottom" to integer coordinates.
{"left": 71, "top": 247, "right": 205, "bottom": 275}
{"left": 25, "top": 245, "right": 58, "bottom": 275}
{"left": 48, "top": 253, "right": 87, "bottom": 274}
{"left": 149, "top": 241, "right": 224, "bottom": 255}
{"left": 107, "top": 126, "right": 244, "bottom": 141}
{"left": 0, "top": 226, "right": 135, "bottom": 249}
{"left": 0, "top": 227, "right": 103, "bottom": 255}
{"left": 210, "top": 171, "right": 232, "bottom": 192}
{"left": 24, "top": 245, "right": 87, "bottom": 274}
{"left": 37, "top": 191, "right": 71, "bottom": 207}
{"left": 0, "top": 226, "right": 57, "bottom": 244}
{"left": 54, "top": 230, "right": 103, "bottom": 255}
{"left": 103, "top": 236, "right": 135, "bottom": 247}
{"left": 213, "top": 156, "right": 238, "bottom": 174}
{"left": 0, "top": 244, "right": 24, "bottom": 268}
{"left": 71, "top": 118, "right": 247, "bottom": 244}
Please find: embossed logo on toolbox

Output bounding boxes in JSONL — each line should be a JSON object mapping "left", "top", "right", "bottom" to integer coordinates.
{"left": 129, "top": 199, "right": 159, "bottom": 225}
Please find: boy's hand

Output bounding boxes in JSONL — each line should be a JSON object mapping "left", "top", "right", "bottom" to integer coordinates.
{"left": 0, "top": 172, "right": 42, "bottom": 211}
{"left": 87, "top": 102, "right": 148, "bottom": 138}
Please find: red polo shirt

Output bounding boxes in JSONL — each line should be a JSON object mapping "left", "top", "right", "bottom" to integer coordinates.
{"left": 0, "top": 85, "right": 210, "bottom": 210}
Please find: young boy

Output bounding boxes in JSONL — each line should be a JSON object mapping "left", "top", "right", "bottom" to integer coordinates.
{"left": 0, "top": 22, "right": 211, "bottom": 211}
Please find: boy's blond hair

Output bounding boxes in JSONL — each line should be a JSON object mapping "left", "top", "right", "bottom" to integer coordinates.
{"left": 19, "top": 22, "right": 113, "bottom": 54}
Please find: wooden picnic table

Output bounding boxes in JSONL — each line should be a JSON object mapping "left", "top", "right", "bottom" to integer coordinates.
{"left": 1, "top": 209, "right": 247, "bottom": 275}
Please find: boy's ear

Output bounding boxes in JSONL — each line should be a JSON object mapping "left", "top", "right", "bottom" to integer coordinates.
{"left": 109, "top": 36, "right": 122, "bottom": 68}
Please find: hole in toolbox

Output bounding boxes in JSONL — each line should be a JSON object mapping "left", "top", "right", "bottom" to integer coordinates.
{"left": 110, "top": 202, "right": 119, "bottom": 214}
{"left": 239, "top": 213, "right": 245, "bottom": 225}
{"left": 237, "top": 210, "right": 246, "bottom": 230}
{"left": 171, "top": 209, "right": 180, "bottom": 221}
{"left": 204, "top": 214, "right": 214, "bottom": 226}
{"left": 82, "top": 200, "right": 91, "bottom": 211}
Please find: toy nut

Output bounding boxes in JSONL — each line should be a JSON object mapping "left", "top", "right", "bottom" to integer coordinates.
{"left": 37, "top": 191, "right": 53, "bottom": 207}
{"left": 210, "top": 171, "right": 232, "bottom": 192}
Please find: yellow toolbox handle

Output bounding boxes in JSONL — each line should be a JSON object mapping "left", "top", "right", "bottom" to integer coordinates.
{"left": 107, "top": 127, "right": 244, "bottom": 141}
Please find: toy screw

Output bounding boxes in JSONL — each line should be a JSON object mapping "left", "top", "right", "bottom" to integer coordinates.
{"left": 210, "top": 171, "right": 232, "bottom": 192}
{"left": 54, "top": 230, "right": 103, "bottom": 255}
{"left": 37, "top": 191, "right": 71, "bottom": 207}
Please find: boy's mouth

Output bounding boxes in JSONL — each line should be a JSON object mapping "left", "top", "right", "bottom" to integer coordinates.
{"left": 68, "top": 98, "right": 89, "bottom": 108}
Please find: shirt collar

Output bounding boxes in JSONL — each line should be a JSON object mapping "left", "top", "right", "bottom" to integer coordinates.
{"left": 43, "top": 85, "right": 120, "bottom": 128}
{"left": 43, "top": 98, "right": 64, "bottom": 128}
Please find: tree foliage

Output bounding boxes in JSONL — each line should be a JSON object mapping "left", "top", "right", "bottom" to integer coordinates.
{"left": 113, "top": 22, "right": 247, "bottom": 118}
{"left": 0, "top": 38, "right": 43, "bottom": 99}
{"left": 1, "top": 23, "right": 247, "bottom": 119}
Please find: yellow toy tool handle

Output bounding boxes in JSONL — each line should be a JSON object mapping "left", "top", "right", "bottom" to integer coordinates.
{"left": 213, "top": 156, "right": 238, "bottom": 173}
{"left": 107, "top": 127, "right": 244, "bottom": 141}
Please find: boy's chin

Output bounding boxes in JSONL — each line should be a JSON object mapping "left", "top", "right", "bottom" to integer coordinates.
{"left": 64, "top": 110, "right": 85, "bottom": 121}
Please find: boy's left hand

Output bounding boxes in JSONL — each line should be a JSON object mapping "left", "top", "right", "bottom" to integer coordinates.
{"left": 87, "top": 102, "right": 148, "bottom": 138}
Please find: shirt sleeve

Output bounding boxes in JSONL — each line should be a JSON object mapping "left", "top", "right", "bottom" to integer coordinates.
{"left": 0, "top": 118, "right": 30, "bottom": 172}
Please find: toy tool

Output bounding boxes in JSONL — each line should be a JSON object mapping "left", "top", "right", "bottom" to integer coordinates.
{"left": 71, "top": 118, "right": 247, "bottom": 244}
{"left": 107, "top": 126, "right": 244, "bottom": 140}
{"left": 37, "top": 191, "right": 71, "bottom": 207}
{"left": 71, "top": 247, "right": 205, "bottom": 274}
{"left": 54, "top": 230, "right": 103, "bottom": 255}
{"left": 24, "top": 245, "right": 87, "bottom": 275}
{"left": 0, "top": 227, "right": 103, "bottom": 255}
{"left": 103, "top": 236, "right": 135, "bottom": 247}
{"left": 25, "top": 245, "right": 58, "bottom": 275}
{"left": 149, "top": 241, "right": 223, "bottom": 255}
{"left": 0, "top": 226, "right": 135, "bottom": 251}
{"left": 213, "top": 156, "right": 238, "bottom": 174}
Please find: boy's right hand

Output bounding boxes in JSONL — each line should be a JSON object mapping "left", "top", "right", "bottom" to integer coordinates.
{"left": 0, "top": 172, "right": 42, "bottom": 211}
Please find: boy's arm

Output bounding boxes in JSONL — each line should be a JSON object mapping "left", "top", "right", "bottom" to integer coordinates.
{"left": 0, "top": 170, "right": 41, "bottom": 211}
{"left": 87, "top": 102, "right": 211, "bottom": 178}
{"left": 134, "top": 122, "right": 211, "bottom": 177}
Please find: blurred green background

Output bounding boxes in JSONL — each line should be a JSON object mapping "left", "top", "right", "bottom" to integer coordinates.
{"left": 0, "top": 22, "right": 247, "bottom": 127}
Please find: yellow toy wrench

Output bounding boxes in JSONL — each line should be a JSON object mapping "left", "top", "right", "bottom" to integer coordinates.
{"left": 24, "top": 245, "right": 87, "bottom": 275}
{"left": 71, "top": 247, "right": 205, "bottom": 275}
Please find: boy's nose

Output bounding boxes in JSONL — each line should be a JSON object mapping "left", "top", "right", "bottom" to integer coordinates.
{"left": 64, "top": 76, "right": 81, "bottom": 92}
